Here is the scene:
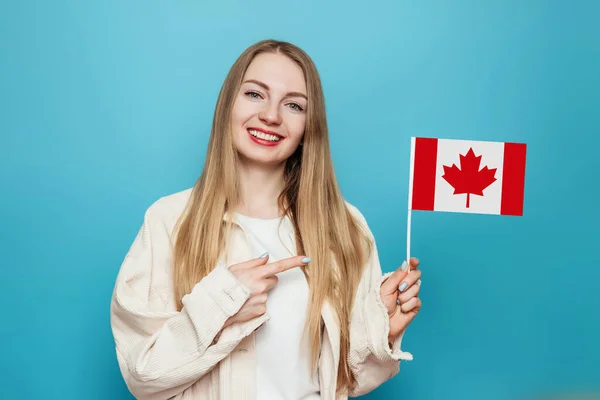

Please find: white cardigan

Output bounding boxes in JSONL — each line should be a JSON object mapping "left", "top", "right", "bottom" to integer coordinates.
{"left": 109, "top": 188, "right": 413, "bottom": 400}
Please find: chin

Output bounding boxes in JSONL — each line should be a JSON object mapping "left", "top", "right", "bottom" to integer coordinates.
{"left": 237, "top": 149, "right": 291, "bottom": 167}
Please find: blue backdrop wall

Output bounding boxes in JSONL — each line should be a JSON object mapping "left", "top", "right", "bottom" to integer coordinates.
{"left": 1, "top": 1, "right": 599, "bottom": 399}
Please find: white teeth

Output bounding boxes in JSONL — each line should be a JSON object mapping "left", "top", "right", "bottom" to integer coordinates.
{"left": 248, "top": 129, "right": 281, "bottom": 142}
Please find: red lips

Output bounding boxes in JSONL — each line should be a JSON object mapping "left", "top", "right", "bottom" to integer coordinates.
{"left": 247, "top": 127, "right": 283, "bottom": 139}
{"left": 246, "top": 127, "right": 284, "bottom": 147}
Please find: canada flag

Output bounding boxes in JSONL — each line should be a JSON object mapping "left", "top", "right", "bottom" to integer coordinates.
{"left": 409, "top": 137, "right": 527, "bottom": 216}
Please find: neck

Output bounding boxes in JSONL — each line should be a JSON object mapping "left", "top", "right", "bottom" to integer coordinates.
{"left": 235, "top": 160, "right": 286, "bottom": 219}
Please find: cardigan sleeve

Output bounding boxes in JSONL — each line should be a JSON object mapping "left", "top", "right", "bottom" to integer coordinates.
{"left": 109, "top": 203, "right": 267, "bottom": 400}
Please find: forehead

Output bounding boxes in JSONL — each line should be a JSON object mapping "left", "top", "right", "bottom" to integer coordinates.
{"left": 243, "top": 52, "right": 306, "bottom": 94}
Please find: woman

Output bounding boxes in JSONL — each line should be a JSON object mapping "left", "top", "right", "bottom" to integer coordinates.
{"left": 110, "top": 39, "right": 422, "bottom": 400}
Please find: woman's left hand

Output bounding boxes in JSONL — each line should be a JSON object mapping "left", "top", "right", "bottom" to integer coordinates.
{"left": 379, "top": 257, "right": 422, "bottom": 342}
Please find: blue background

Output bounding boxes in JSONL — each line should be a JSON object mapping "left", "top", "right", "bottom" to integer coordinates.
{"left": 1, "top": 0, "right": 599, "bottom": 399}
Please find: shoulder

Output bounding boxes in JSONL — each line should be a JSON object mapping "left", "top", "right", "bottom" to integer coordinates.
{"left": 142, "top": 187, "right": 194, "bottom": 231}
{"left": 120, "top": 188, "right": 193, "bottom": 272}
{"left": 344, "top": 200, "right": 366, "bottom": 221}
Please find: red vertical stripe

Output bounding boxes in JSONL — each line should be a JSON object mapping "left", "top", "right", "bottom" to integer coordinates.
{"left": 411, "top": 137, "right": 438, "bottom": 211}
{"left": 500, "top": 142, "right": 527, "bottom": 216}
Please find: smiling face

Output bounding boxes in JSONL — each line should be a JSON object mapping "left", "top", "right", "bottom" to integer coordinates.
{"left": 231, "top": 52, "right": 308, "bottom": 167}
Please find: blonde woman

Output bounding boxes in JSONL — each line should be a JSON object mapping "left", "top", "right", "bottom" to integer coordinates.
{"left": 110, "top": 39, "right": 422, "bottom": 400}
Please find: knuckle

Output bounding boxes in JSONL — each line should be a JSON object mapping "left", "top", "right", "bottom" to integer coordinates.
{"left": 401, "top": 292, "right": 417, "bottom": 304}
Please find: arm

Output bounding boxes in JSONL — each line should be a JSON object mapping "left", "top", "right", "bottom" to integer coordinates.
{"left": 110, "top": 204, "right": 267, "bottom": 400}
{"left": 346, "top": 206, "right": 414, "bottom": 397}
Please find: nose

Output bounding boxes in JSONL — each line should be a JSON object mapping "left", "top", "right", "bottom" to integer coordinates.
{"left": 258, "top": 101, "right": 282, "bottom": 125}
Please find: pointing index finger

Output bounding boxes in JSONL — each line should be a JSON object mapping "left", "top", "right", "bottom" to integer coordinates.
{"left": 261, "top": 256, "right": 311, "bottom": 277}
{"left": 228, "top": 252, "right": 270, "bottom": 271}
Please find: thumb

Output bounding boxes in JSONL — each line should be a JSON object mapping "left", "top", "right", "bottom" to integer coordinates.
{"left": 380, "top": 260, "right": 409, "bottom": 294}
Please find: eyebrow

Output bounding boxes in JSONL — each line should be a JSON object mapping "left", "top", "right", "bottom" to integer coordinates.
{"left": 243, "top": 79, "right": 307, "bottom": 100}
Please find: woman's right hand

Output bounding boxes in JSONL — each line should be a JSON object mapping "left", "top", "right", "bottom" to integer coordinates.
{"left": 223, "top": 253, "right": 310, "bottom": 328}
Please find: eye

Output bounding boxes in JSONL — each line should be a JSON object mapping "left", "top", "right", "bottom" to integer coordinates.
{"left": 245, "top": 91, "right": 263, "bottom": 99}
{"left": 287, "top": 103, "right": 304, "bottom": 112}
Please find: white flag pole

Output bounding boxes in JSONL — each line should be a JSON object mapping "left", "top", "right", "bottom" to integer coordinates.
{"left": 406, "top": 137, "right": 416, "bottom": 272}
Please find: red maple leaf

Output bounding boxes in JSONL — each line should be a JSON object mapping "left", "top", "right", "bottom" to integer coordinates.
{"left": 441, "top": 147, "right": 497, "bottom": 208}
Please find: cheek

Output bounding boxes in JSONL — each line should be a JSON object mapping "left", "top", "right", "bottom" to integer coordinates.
{"left": 231, "top": 97, "right": 254, "bottom": 126}
{"left": 287, "top": 115, "right": 306, "bottom": 143}
{"left": 231, "top": 103, "right": 243, "bottom": 126}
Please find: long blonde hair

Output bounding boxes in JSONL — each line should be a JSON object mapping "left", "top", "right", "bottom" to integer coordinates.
{"left": 172, "top": 39, "right": 372, "bottom": 393}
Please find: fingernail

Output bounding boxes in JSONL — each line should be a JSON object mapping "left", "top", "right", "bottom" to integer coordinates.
{"left": 399, "top": 282, "right": 407, "bottom": 292}
{"left": 301, "top": 257, "right": 311, "bottom": 263}
{"left": 401, "top": 261, "right": 407, "bottom": 271}
{"left": 259, "top": 252, "right": 269, "bottom": 258}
